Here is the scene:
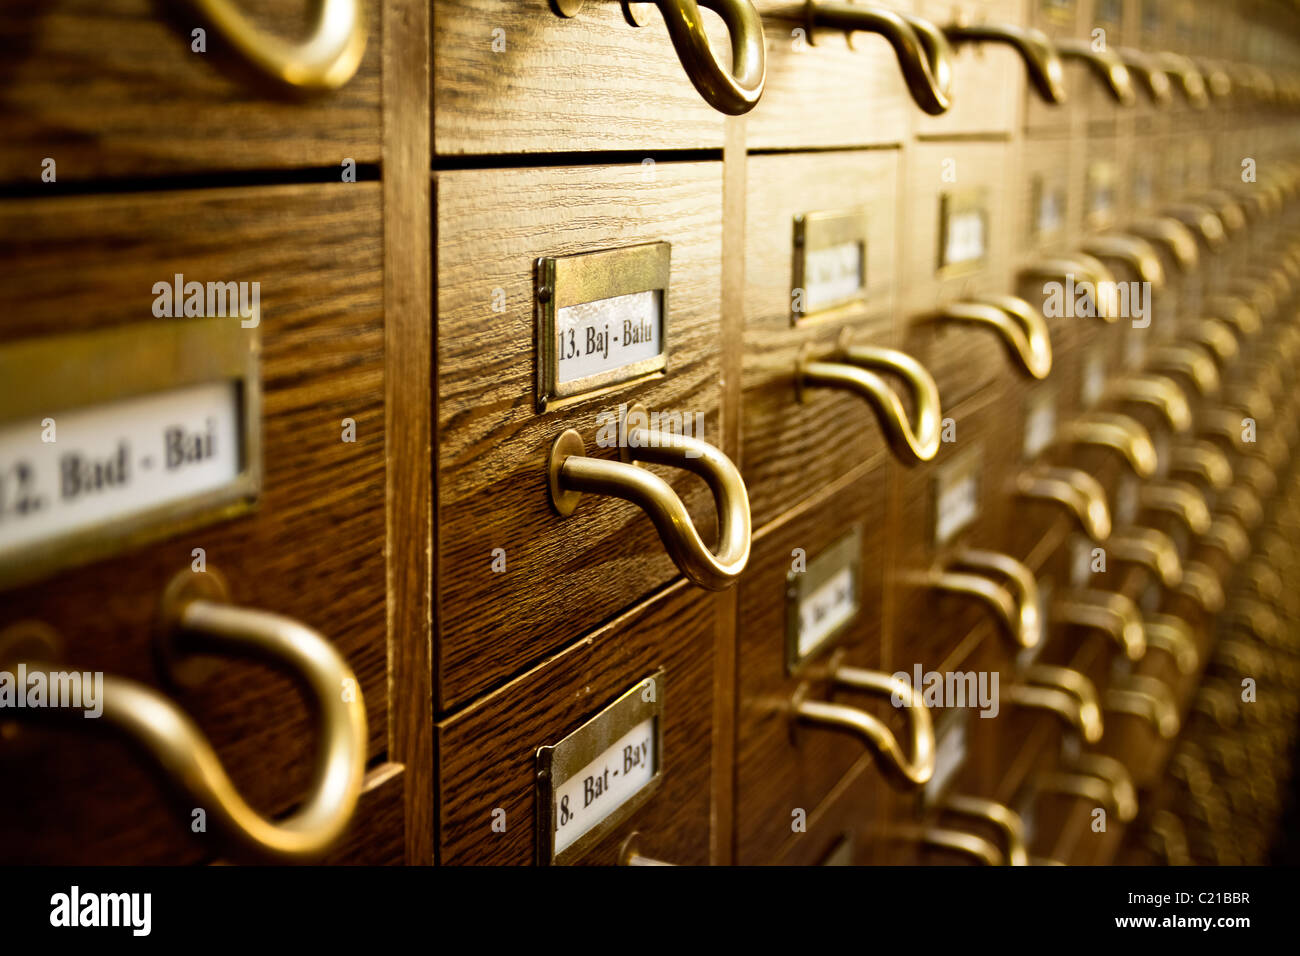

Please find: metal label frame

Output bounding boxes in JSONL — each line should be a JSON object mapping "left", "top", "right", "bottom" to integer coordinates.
{"left": 791, "top": 208, "right": 871, "bottom": 324}
{"left": 1029, "top": 174, "right": 1067, "bottom": 246}
{"left": 923, "top": 709, "right": 971, "bottom": 808}
{"left": 1086, "top": 161, "right": 1118, "bottom": 230}
{"left": 534, "top": 242, "right": 670, "bottom": 412}
{"left": 535, "top": 669, "right": 666, "bottom": 866}
{"left": 0, "top": 317, "right": 261, "bottom": 591}
{"left": 936, "top": 188, "right": 991, "bottom": 278}
{"left": 785, "top": 526, "right": 862, "bottom": 675}
{"left": 1037, "top": 0, "right": 1077, "bottom": 27}
{"left": 932, "top": 444, "right": 983, "bottom": 547}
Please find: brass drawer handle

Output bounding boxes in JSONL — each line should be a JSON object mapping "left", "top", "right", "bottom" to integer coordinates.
{"left": 1015, "top": 466, "right": 1112, "bottom": 542}
{"left": 1127, "top": 218, "right": 1200, "bottom": 273}
{"left": 796, "top": 342, "right": 943, "bottom": 463}
{"left": 890, "top": 824, "right": 1004, "bottom": 865}
{"left": 556, "top": 0, "right": 767, "bottom": 115}
{"left": 1039, "top": 758, "right": 1137, "bottom": 822}
{"left": 1144, "top": 613, "right": 1198, "bottom": 675}
{"left": 1080, "top": 235, "right": 1165, "bottom": 288}
{"left": 1117, "top": 48, "right": 1173, "bottom": 105}
{"left": 942, "top": 21, "right": 1066, "bottom": 105}
{"left": 937, "top": 296, "right": 1052, "bottom": 380}
{"left": 1164, "top": 203, "right": 1226, "bottom": 247}
{"left": 1169, "top": 441, "right": 1233, "bottom": 491}
{"left": 1105, "top": 675, "right": 1180, "bottom": 739}
{"left": 1008, "top": 665, "right": 1103, "bottom": 743}
{"left": 803, "top": 2, "right": 954, "bottom": 115}
{"left": 941, "top": 795, "right": 1029, "bottom": 866}
{"left": 1054, "top": 588, "right": 1148, "bottom": 660}
{"left": 929, "top": 549, "right": 1042, "bottom": 650}
{"left": 1146, "top": 345, "right": 1220, "bottom": 398}
{"left": 1178, "top": 561, "right": 1224, "bottom": 614}
{"left": 189, "top": 0, "right": 367, "bottom": 90}
{"left": 1055, "top": 38, "right": 1134, "bottom": 105}
{"left": 1021, "top": 255, "right": 1120, "bottom": 322}
{"left": 1104, "top": 373, "right": 1192, "bottom": 433}
{"left": 1202, "top": 516, "right": 1251, "bottom": 563}
{"left": 1140, "top": 480, "right": 1212, "bottom": 536}
{"left": 1155, "top": 52, "right": 1209, "bottom": 108}
{"left": 1055, "top": 412, "right": 1159, "bottom": 478}
{"left": 792, "top": 667, "right": 936, "bottom": 787}
{"left": 547, "top": 406, "right": 751, "bottom": 590}
{"left": 1183, "top": 319, "right": 1239, "bottom": 366}
{"left": 1205, "top": 295, "right": 1262, "bottom": 337}
{"left": 4, "top": 571, "right": 367, "bottom": 863}
{"left": 1108, "top": 529, "right": 1183, "bottom": 591}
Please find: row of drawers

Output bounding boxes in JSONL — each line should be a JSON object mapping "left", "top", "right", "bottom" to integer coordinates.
{"left": 4, "top": 0, "right": 1298, "bottom": 184}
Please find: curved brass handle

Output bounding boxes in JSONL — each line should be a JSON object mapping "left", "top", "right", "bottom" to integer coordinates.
{"left": 1234, "top": 457, "right": 1275, "bottom": 500}
{"left": 1105, "top": 674, "right": 1180, "bottom": 739}
{"left": 547, "top": 410, "right": 751, "bottom": 590}
{"left": 1107, "top": 528, "right": 1184, "bottom": 591}
{"left": 1196, "top": 408, "right": 1249, "bottom": 451}
{"left": 943, "top": 21, "right": 1066, "bottom": 104}
{"left": 1144, "top": 613, "right": 1198, "bottom": 675}
{"left": 937, "top": 297, "right": 1052, "bottom": 379}
{"left": 803, "top": 3, "right": 954, "bottom": 115}
{"left": 1202, "top": 516, "right": 1250, "bottom": 563}
{"left": 1199, "top": 192, "right": 1249, "bottom": 234}
{"left": 1015, "top": 465, "right": 1111, "bottom": 542}
{"left": 938, "top": 549, "right": 1042, "bottom": 649}
{"left": 1242, "top": 558, "right": 1283, "bottom": 602}
{"left": 1226, "top": 600, "right": 1282, "bottom": 646}
{"left": 1140, "top": 480, "right": 1212, "bottom": 536}
{"left": 1217, "top": 488, "right": 1262, "bottom": 532}
{"left": 1104, "top": 374, "right": 1192, "bottom": 432}
{"left": 1080, "top": 236, "right": 1165, "bottom": 288}
{"left": 1196, "top": 59, "right": 1233, "bottom": 100}
{"left": 8, "top": 579, "right": 368, "bottom": 863}
{"left": 793, "top": 668, "right": 935, "bottom": 787}
{"left": 1179, "top": 561, "right": 1224, "bottom": 614}
{"left": 1127, "top": 218, "right": 1199, "bottom": 272}
{"left": 797, "top": 344, "right": 943, "bottom": 463}
{"left": 1169, "top": 442, "right": 1233, "bottom": 491}
{"left": 188, "top": 0, "right": 367, "bottom": 90}
{"left": 1021, "top": 255, "right": 1121, "bottom": 322}
{"left": 1055, "top": 412, "right": 1159, "bottom": 478}
{"left": 1183, "top": 318, "right": 1240, "bottom": 366}
{"left": 941, "top": 795, "right": 1029, "bottom": 866}
{"left": 1156, "top": 52, "right": 1209, "bottom": 108}
{"left": 1040, "top": 757, "right": 1138, "bottom": 821}
{"left": 1008, "top": 664, "right": 1103, "bottom": 743}
{"left": 1053, "top": 588, "right": 1148, "bottom": 659}
{"left": 1055, "top": 38, "right": 1134, "bottom": 105}
{"left": 1117, "top": 48, "right": 1173, "bottom": 104}
{"left": 1145, "top": 345, "right": 1220, "bottom": 397}
{"left": 556, "top": 0, "right": 766, "bottom": 115}
{"left": 1205, "top": 295, "right": 1261, "bottom": 337}
{"left": 891, "top": 825, "right": 1004, "bottom": 865}
{"left": 1164, "top": 204, "right": 1226, "bottom": 248}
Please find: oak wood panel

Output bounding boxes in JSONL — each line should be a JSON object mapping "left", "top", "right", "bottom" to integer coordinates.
{"left": 0, "top": 184, "right": 388, "bottom": 864}
{"left": 743, "top": 149, "right": 901, "bottom": 529}
{"left": 432, "top": 0, "right": 728, "bottom": 154}
{"left": 898, "top": 139, "right": 1018, "bottom": 408}
{"left": 734, "top": 467, "right": 892, "bottom": 864}
{"left": 914, "top": 0, "right": 1023, "bottom": 138}
{"left": 773, "top": 753, "right": 884, "bottom": 864}
{"left": 434, "top": 161, "right": 724, "bottom": 711}
{"left": 1023, "top": 0, "right": 1086, "bottom": 136}
{"left": 0, "top": 0, "right": 380, "bottom": 184}
{"left": 317, "top": 763, "right": 407, "bottom": 865}
{"left": 382, "top": 0, "right": 433, "bottom": 865}
{"left": 745, "top": 0, "right": 911, "bottom": 150}
{"left": 435, "top": 582, "right": 714, "bottom": 865}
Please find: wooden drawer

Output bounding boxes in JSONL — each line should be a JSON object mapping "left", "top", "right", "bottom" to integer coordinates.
{"left": 913, "top": 0, "right": 1024, "bottom": 138}
{"left": 434, "top": 161, "right": 727, "bottom": 711}
{"left": 0, "top": 183, "right": 387, "bottom": 863}
{"left": 745, "top": 0, "right": 912, "bottom": 150}
{"left": 0, "top": 1, "right": 380, "bottom": 184}
{"left": 898, "top": 139, "right": 1018, "bottom": 407}
{"left": 432, "top": 0, "right": 733, "bottom": 154}
{"left": 773, "top": 754, "right": 885, "bottom": 864}
{"left": 1023, "top": 0, "right": 1085, "bottom": 136}
{"left": 435, "top": 582, "right": 715, "bottom": 865}
{"left": 742, "top": 149, "right": 906, "bottom": 529}
{"left": 734, "top": 474, "right": 893, "bottom": 864}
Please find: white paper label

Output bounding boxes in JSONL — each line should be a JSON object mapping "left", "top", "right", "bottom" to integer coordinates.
{"left": 552, "top": 716, "right": 656, "bottom": 855}
{"left": 1070, "top": 535, "right": 1094, "bottom": 588}
{"left": 1081, "top": 352, "right": 1107, "bottom": 408}
{"left": 797, "top": 565, "right": 857, "bottom": 660}
{"left": 943, "top": 209, "right": 987, "bottom": 268}
{"left": 1023, "top": 392, "right": 1057, "bottom": 459}
{"left": 925, "top": 718, "right": 968, "bottom": 804}
{"left": 803, "top": 241, "right": 865, "bottom": 314}
{"left": 1115, "top": 474, "right": 1140, "bottom": 525}
{"left": 555, "top": 290, "right": 663, "bottom": 386}
{"left": 1036, "top": 188, "right": 1065, "bottom": 237}
{"left": 0, "top": 381, "right": 242, "bottom": 558}
{"left": 936, "top": 471, "right": 979, "bottom": 545}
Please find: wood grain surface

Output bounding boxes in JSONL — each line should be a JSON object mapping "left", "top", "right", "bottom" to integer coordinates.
{"left": 0, "top": 0, "right": 381, "bottom": 183}
{"left": 0, "top": 184, "right": 387, "bottom": 863}
{"left": 434, "top": 160, "right": 725, "bottom": 710}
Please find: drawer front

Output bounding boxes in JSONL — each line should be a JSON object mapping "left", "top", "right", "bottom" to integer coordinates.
{"left": 743, "top": 149, "right": 903, "bottom": 528}
{"left": 899, "top": 140, "right": 1016, "bottom": 407}
{"left": 774, "top": 755, "right": 884, "bottom": 864}
{"left": 0, "top": 184, "right": 387, "bottom": 863}
{"left": 1023, "top": 0, "right": 1085, "bottom": 135}
{"left": 914, "top": 0, "right": 1024, "bottom": 137}
{"left": 735, "top": 475, "right": 891, "bottom": 864}
{"left": 435, "top": 161, "right": 725, "bottom": 710}
{"left": 745, "top": 0, "right": 911, "bottom": 150}
{"left": 436, "top": 583, "right": 714, "bottom": 865}
{"left": 432, "top": 0, "right": 729, "bottom": 154}
{"left": 0, "top": 1, "right": 380, "bottom": 183}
